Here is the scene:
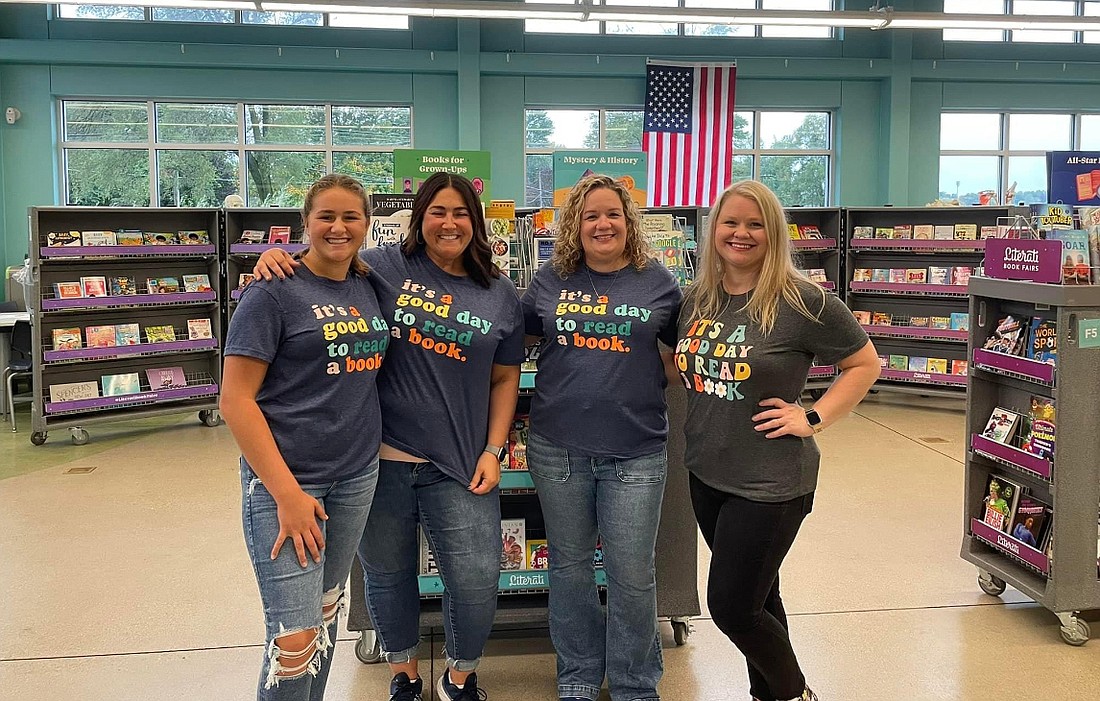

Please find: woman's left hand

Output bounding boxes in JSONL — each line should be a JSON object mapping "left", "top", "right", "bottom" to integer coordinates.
{"left": 469, "top": 451, "right": 502, "bottom": 494}
{"left": 752, "top": 398, "right": 815, "bottom": 439}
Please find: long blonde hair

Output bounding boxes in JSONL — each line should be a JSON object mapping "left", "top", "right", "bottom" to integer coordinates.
{"left": 550, "top": 174, "right": 652, "bottom": 277}
{"left": 687, "top": 179, "right": 824, "bottom": 335}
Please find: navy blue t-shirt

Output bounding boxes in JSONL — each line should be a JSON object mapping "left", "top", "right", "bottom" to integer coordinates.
{"left": 522, "top": 260, "right": 682, "bottom": 458}
{"left": 362, "top": 245, "right": 525, "bottom": 484}
{"left": 225, "top": 265, "right": 389, "bottom": 483}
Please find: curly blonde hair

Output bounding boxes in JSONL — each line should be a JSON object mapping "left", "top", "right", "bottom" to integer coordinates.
{"left": 550, "top": 174, "right": 652, "bottom": 277}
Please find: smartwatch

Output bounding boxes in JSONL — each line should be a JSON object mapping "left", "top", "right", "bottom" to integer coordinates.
{"left": 805, "top": 409, "right": 824, "bottom": 434}
{"left": 485, "top": 443, "right": 506, "bottom": 461}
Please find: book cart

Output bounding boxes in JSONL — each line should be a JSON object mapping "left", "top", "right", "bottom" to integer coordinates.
{"left": 28, "top": 208, "right": 223, "bottom": 446}
{"left": 221, "top": 208, "right": 304, "bottom": 328}
{"left": 962, "top": 274, "right": 1100, "bottom": 646}
{"left": 788, "top": 207, "right": 843, "bottom": 396}
{"left": 846, "top": 206, "right": 1026, "bottom": 399}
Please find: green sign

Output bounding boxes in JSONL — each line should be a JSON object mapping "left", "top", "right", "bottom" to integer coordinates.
{"left": 1079, "top": 317, "right": 1100, "bottom": 348}
{"left": 552, "top": 151, "right": 648, "bottom": 207}
{"left": 393, "top": 149, "right": 492, "bottom": 203}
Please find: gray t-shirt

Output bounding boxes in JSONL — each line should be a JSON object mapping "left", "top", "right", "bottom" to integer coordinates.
{"left": 225, "top": 266, "right": 389, "bottom": 484}
{"left": 523, "top": 260, "right": 682, "bottom": 458}
{"left": 362, "top": 245, "right": 525, "bottom": 484}
{"left": 677, "top": 282, "right": 868, "bottom": 501}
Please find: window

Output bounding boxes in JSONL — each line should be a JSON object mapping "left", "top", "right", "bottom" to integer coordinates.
{"left": 937, "top": 112, "right": 1098, "bottom": 206}
{"left": 1012, "top": 0, "right": 1074, "bottom": 43}
{"left": 942, "top": 0, "right": 1005, "bottom": 42}
{"left": 944, "top": 0, "right": 1094, "bottom": 43}
{"left": 61, "top": 100, "right": 412, "bottom": 207}
{"left": 735, "top": 111, "right": 833, "bottom": 207}
{"left": 523, "top": 109, "right": 644, "bottom": 207}
{"left": 56, "top": 5, "right": 409, "bottom": 29}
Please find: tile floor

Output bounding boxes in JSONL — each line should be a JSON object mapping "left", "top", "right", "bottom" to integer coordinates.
{"left": 1, "top": 394, "right": 1097, "bottom": 700}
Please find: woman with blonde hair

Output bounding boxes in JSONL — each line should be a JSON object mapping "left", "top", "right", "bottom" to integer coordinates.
{"left": 522, "top": 174, "right": 682, "bottom": 701}
{"left": 676, "top": 180, "right": 879, "bottom": 701}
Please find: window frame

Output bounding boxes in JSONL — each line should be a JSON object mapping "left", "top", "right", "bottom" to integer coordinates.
{"left": 944, "top": 0, "right": 1098, "bottom": 44}
{"left": 54, "top": 5, "right": 411, "bottom": 29}
{"left": 734, "top": 109, "right": 836, "bottom": 207}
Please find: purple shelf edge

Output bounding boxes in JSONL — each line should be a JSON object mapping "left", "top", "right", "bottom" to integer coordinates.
{"left": 970, "top": 434, "right": 1053, "bottom": 480}
{"left": 45, "top": 383, "right": 219, "bottom": 414}
{"left": 850, "top": 282, "right": 968, "bottom": 295}
{"left": 807, "top": 366, "right": 836, "bottom": 378}
{"left": 44, "top": 338, "right": 218, "bottom": 362}
{"left": 879, "top": 368, "right": 967, "bottom": 387}
{"left": 970, "top": 517, "right": 1050, "bottom": 576}
{"left": 40, "top": 245, "right": 215, "bottom": 257}
{"left": 972, "top": 349, "right": 1056, "bottom": 384}
{"left": 790, "top": 238, "right": 838, "bottom": 250}
{"left": 862, "top": 325, "right": 968, "bottom": 341}
{"left": 849, "top": 239, "right": 985, "bottom": 250}
{"left": 42, "top": 291, "right": 216, "bottom": 310}
{"left": 230, "top": 243, "right": 308, "bottom": 254}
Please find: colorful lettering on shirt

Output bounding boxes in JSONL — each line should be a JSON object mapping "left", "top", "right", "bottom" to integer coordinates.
{"left": 311, "top": 303, "right": 390, "bottom": 375}
{"left": 551, "top": 289, "right": 658, "bottom": 354}
{"left": 675, "top": 318, "right": 753, "bottom": 401}
{"left": 390, "top": 278, "right": 497, "bottom": 363}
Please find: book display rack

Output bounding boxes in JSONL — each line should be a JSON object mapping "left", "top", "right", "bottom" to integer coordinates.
{"left": 961, "top": 276, "right": 1100, "bottom": 646}
{"left": 29, "top": 208, "right": 223, "bottom": 446}
{"left": 221, "top": 208, "right": 304, "bottom": 330}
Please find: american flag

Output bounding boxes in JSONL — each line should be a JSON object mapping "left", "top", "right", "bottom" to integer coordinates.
{"left": 642, "top": 62, "right": 737, "bottom": 207}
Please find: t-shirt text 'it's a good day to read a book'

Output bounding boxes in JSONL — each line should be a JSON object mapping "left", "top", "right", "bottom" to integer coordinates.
{"left": 393, "top": 278, "right": 494, "bottom": 362}
{"left": 313, "top": 303, "right": 389, "bottom": 375}
{"left": 675, "top": 318, "right": 754, "bottom": 401}
{"left": 553, "top": 290, "right": 653, "bottom": 353}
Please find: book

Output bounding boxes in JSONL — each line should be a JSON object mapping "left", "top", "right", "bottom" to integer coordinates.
{"left": 949, "top": 313, "right": 970, "bottom": 332}
{"left": 177, "top": 230, "right": 210, "bottom": 245}
{"left": 500, "top": 518, "right": 526, "bottom": 571}
{"left": 852, "top": 310, "right": 871, "bottom": 325}
{"left": 929, "top": 316, "right": 951, "bottom": 330}
{"left": 906, "top": 268, "right": 927, "bottom": 284}
{"left": 1045, "top": 229, "right": 1092, "bottom": 284}
{"left": 787, "top": 223, "right": 801, "bottom": 239}
{"left": 888, "top": 354, "right": 908, "bottom": 370}
{"left": 80, "top": 276, "right": 107, "bottom": 298}
{"left": 81, "top": 230, "right": 117, "bottom": 246}
{"left": 147, "top": 277, "right": 181, "bottom": 294}
{"left": 114, "top": 323, "right": 140, "bottom": 346}
{"left": 933, "top": 225, "right": 954, "bottom": 240}
{"left": 927, "top": 358, "right": 948, "bottom": 374}
{"left": 909, "top": 316, "right": 929, "bottom": 328}
{"left": 953, "top": 223, "right": 978, "bottom": 240}
{"left": 798, "top": 224, "right": 822, "bottom": 239}
{"left": 182, "top": 274, "right": 212, "bottom": 293}
{"left": 871, "top": 312, "right": 892, "bottom": 326}
{"left": 419, "top": 529, "right": 438, "bottom": 575}
{"left": 982, "top": 315, "right": 1027, "bottom": 355}
{"left": 852, "top": 226, "right": 874, "bottom": 239}
{"left": 84, "top": 325, "right": 116, "bottom": 348}
{"left": 48, "top": 380, "right": 99, "bottom": 403}
{"left": 268, "top": 226, "right": 292, "bottom": 244}
{"left": 871, "top": 269, "right": 890, "bottom": 282}
{"left": 950, "top": 266, "right": 973, "bottom": 286}
{"left": 1031, "top": 203, "right": 1074, "bottom": 231}
{"left": 852, "top": 268, "right": 873, "bottom": 282}
{"left": 1008, "top": 495, "right": 1052, "bottom": 550}
{"left": 1027, "top": 318, "right": 1057, "bottom": 364}
{"left": 144, "top": 325, "right": 176, "bottom": 343}
{"left": 527, "top": 539, "right": 549, "bottom": 570}
{"left": 51, "top": 327, "right": 82, "bottom": 351}
{"left": 888, "top": 269, "right": 907, "bottom": 284}
{"left": 240, "top": 229, "right": 266, "bottom": 244}
{"left": 1020, "top": 396, "right": 1056, "bottom": 461}
{"left": 593, "top": 537, "right": 604, "bottom": 568}
{"left": 1078, "top": 206, "right": 1100, "bottom": 284}
{"left": 53, "top": 281, "right": 83, "bottom": 299}
{"left": 892, "top": 224, "right": 912, "bottom": 239}
{"left": 981, "top": 407, "right": 1021, "bottom": 445}
{"left": 109, "top": 276, "right": 137, "bottom": 296}
{"left": 46, "top": 230, "right": 81, "bottom": 247}
{"left": 928, "top": 266, "right": 950, "bottom": 285}
{"left": 981, "top": 473, "right": 1022, "bottom": 532}
{"left": 145, "top": 366, "right": 187, "bottom": 390}
{"left": 143, "top": 231, "right": 178, "bottom": 245}
{"left": 951, "top": 359, "right": 969, "bottom": 375}
{"left": 101, "top": 372, "right": 141, "bottom": 396}
{"left": 237, "top": 273, "right": 255, "bottom": 290}
{"left": 908, "top": 356, "right": 928, "bottom": 372}
{"left": 115, "top": 229, "right": 145, "bottom": 246}
{"left": 877, "top": 355, "right": 889, "bottom": 368}
{"left": 806, "top": 268, "right": 828, "bottom": 283}
{"left": 187, "top": 318, "right": 213, "bottom": 340}
{"left": 506, "top": 415, "right": 529, "bottom": 470}
{"left": 980, "top": 226, "right": 999, "bottom": 240}
{"left": 874, "top": 227, "right": 893, "bottom": 239}
{"left": 913, "top": 224, "right": 934, "bottom": 240}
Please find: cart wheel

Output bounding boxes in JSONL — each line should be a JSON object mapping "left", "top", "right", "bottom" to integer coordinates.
{"left": 355, "top": 630, "right": 382, "bottom": 664}
{"left": 977, "top": 573, "right": 1006, "bottom": 597}
{"left": 1060, "top": 619, "right": 1091, "bottom": 646}
{"left": 70, "top": 428, "right": 89, "bottom": 446}
{"left": 672, "top": 618, "right": 691, "bottom": 646}
{"left": 199, "top": 409, "right": 222, "bottom": 427}
{"left": 30, "top": 431, "right": 47, "bottom": 446}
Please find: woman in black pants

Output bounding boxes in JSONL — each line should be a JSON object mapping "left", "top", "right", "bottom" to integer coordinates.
{"left": 674, "top": 180, "right": 879, "bottom": 701}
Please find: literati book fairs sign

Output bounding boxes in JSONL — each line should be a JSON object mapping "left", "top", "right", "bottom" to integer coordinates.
{"left": 984, "top": 239, "right": 1063, "bottom": 284}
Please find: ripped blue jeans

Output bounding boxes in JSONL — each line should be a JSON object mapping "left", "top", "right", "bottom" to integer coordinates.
{"left": 241, "top": 457, "right": 378, "bottom": 701}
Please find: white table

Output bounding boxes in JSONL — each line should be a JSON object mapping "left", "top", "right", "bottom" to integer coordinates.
{"left": 1, "top": 311, "right": 31, "bottom": 422}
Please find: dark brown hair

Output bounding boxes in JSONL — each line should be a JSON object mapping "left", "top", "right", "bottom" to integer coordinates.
{"left": 401, "top": 171, "right": 498, "bottom": 288}
{"left": 299, "top": 174, "right": 371, "bottom": 277}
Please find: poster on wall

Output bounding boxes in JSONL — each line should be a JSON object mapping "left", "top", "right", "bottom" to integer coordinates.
{"left": 552, "top": 151, "right": 648, "bottom": 207}
{"left": 393, "top": 149, "right": 492, "bottom": 203}
{"left": 365, "top": 194, "right": 415, "bottom": 248}
{"left": 1046, "top": 151, "right": 1100, "bottom": 206}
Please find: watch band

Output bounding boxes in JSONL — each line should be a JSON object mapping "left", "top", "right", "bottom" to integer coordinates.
{"left": 485, "top": 443, "right": 505, "bottom": 460}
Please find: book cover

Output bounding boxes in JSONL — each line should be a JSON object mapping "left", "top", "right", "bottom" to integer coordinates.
{"left": 46, "top": 230, "right": 81, "bottom": 247}
{"left": 949, "top": 313, "right": 970, "bottom": 332}
{"left": 84, "top": 325, "right": 117, "bottom": 348}
{"left": 527, "top": 539, "right": 550, "bottom": 570}
{"left": 145, "top": 366, "right": 187, "bottom": 390}
{"left": 982, "top": 315, "right": 1026, "bottom": 355}
{"left": 147, "top": 277, "right": 181, "bottom": 294}
{"left": 419, "top": 529, "right": 438, "bottom": 575}
{"left": 888, "top": 354, "right": 908, "bottom": 370}
{"left": 110, "top": 276, "right": 137, "bottom": 296}
{"left": 237, "top": 273, "right": 255, "bottom": 290}
{"left": 506, "top": 415, "right": 529, "bottom": 470}
{"left": 1020, "top": 396, "right": 1056, "bottom": 461}
{"left": 906, "top": 268, "right": 928, "bottom": 284}
{"left": 81, "top": 230, "right": 117, "bottom": 246}
{"left": 981, "top": 407, "right": 1021, "bottom": 445}
{"left": 1046, "top": 229, "right": 1092, "bottom": 284}
{"left": 787, "top": 223, "right": 802, "bottom": 240}
{"left": 981, "top": 474, "right": 1022, "bottom": 532}
{"left": 593, "top": 538, "right": 605, "bottom": 568}
{"left": 1031, "top": 203, "right": 1074, "bottom": 231}
{"left": 953, "top": 224, "right": 978, "bottom": 240}
{"left": 877, "top": 355, "right": 889, "bottom": 368}
{"left": 908, "top": 316, "right": 929, "bottom": 328}
{"left": 852, "top": 310, "right": 872, "bottom": 325}
{"left": 51, "top": 327, "right": 82, "bottom": 351}
{"left": 852, "top": 226, "right": 874, "bottom": 239}
{"left": 913, "top": 224, "right": 934, "bottom": 240}
{"left": 980, "top": 225, "right": 999, "bottom": 240}
{"left": 1009, "top": 495, "right": 1052, "bottom": 549}
{"left": 268, "top": 226, "right": 292, "bottom": 244}
{"left": 929, "top": 316, "right": 951, "bottom": 330}
{"left": 144, "top": 325, "right": 177, "bottom": 343}
{"left": 888, "top": 269, "right": 907, "bottom": 283}
{"left": 892, "top": 224, "right": 913, "bottom": 239}
{"left": 853, "top": 268, "right": 873, "bottom": 282}
{"left": 933, "top": 225, "right": 954, "bottom": 240}
{"left": 874, "top": 227, "right": 893, "bottom": 239}
{"left": 806, "top": 268, "right": 828, "bottom": 283}
{"left": 182, "top": 274, "right": 212, "bottom": 293}
{"left": 80, "top": 276, "right": 108, "bottom": 298}
{"left": 48, "top": 380, "right": 99, "bottom": 403}
{"left": 927, "top": 358, "right": 948, "bottom": 374}
{"left": 908, "top": 356, "right": 928, "bottom": 372}
{"left": 928, "top": 266, "right": 950, "bottom": 285}
{"left": 101, "top": 372, "right": 141, "bottom": 396}
{"left": 951, "top": 359, "right": 969, "bottom": 375}
{"left": 798, "top": 224, "right": 822, "bottom": 239}
{"left": 178, "top": 230, "right": 210, "bottom": 245}
{"left": 950, "top": 266, "right": 973, "bottom": 286}
{"left": 1079, "top": 206, "right": 1100, "bottom": 283}
{"left": 115, "top": 229, "right": 145, "bottom": 246}
{"left": 187, "top": 318, "right": 213, "bottom": 340}
{"left": 115, "top": 323, "right": 140, "bottom": 346}
{"left": 240, "top": 229, "right": 266, "bottom": 244}
{"left": 500, "top": 518, "right": 526, "bottom": 571}
{"left": 871, "top": 312, "right": 892, "bottom": 326}
{"left": 53, "top": 281, "right": 83, "bottom": 299}
{"left": 143, "top": 231, "right": 179, "bottom": 245}
{"left": 1027, "top": 318, "right": 1057, "bottom": 364}
{"left": 871, "top": 269, "right": 890, "bottom": 282}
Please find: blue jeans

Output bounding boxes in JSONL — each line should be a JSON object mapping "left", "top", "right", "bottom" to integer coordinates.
{"left": 241, "top": 457, "right": 379, "bottom": 701}
{"left": 527, "top": 432, "right": 666, "bottom": 701}
{"left": 358, "top": 459, "right": 501, "bottom": 671}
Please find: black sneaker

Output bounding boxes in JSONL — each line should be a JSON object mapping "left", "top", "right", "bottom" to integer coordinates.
{"left": 436, "top": 669, "right": 487, "bottom": 701}
{"left": 389, "top": 672, "right": 423, "bottom": 701}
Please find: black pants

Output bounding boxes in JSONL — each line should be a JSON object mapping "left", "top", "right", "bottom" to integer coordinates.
{"left": 689, "top": 473, "right": 814, "bottom": 701}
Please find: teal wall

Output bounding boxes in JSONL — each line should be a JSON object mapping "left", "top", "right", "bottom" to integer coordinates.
{"left": 3, "top": 3, "right": 1100, "bottom": 273}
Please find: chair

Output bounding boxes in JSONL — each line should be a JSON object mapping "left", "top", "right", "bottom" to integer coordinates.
{"left": 3, "top": 320, "right": 32, "bottom": 432}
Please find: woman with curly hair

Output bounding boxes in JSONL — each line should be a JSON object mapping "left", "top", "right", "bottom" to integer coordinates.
{"left": 521, "top": 174, "right": 682, "bottom": 701}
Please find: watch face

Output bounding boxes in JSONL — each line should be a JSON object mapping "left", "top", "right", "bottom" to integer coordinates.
{"left": 806, "top": 410, "right": 821, "bottom": 426}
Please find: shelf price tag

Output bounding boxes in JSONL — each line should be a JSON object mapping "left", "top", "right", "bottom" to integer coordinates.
{"left": 1079, "top": 318, "right": 1100, "bottom": 349}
